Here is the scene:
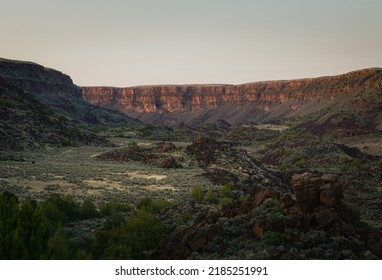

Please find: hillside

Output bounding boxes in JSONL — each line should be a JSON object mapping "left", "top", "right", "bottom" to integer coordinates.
{"left": 0, "top": 78, "right": 107, "bottom": 150}
{"left": 0, "top": 58, "right": 139, "bottom": 126}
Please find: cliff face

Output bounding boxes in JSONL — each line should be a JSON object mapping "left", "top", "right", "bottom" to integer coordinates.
{"left": 82, "top": 68, "right": 382, "bottom": 126}
{"left": 0, "top": 78, "right": 109, "bottom": 150}
{"left": 0, "top": 58, "right": 139, "bottom": 126}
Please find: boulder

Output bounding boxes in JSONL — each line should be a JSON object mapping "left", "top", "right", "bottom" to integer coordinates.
{"left": 253, "top": 188, "right": 278, "bottom": 207}
{"left": 253, "top": 220, "right": 264, "bottom": 239}
{"left": 321, "top": 174, "right": 338, "bottom": 183}
{"left": 314, "top": 207, "right": 337, "bottom": 228}
{"left": 189, "top": 235, "right": 208, "bottom": 251}
{"left": 319, "top": 184, "right": 337, "bottom": 207}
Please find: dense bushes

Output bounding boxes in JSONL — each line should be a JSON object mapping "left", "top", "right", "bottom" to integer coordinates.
{"left": 0, "top": 191, "right": 73, "bottom": 259}
{"left": 0, "top": 191, "right": 170, "bottom": 260}
{"left": 91, "top": 197, "right": 168, "bottom": 259}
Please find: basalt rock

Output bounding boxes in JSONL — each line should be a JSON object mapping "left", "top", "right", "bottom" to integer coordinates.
{"left": 0, "top": 58, "right": 139, "bottom": 126}
{"left": 291, "top": 173, "right": 343, "bottom": 211}
{"left": 82, "top": 68, "right": 382, "bottom": 129}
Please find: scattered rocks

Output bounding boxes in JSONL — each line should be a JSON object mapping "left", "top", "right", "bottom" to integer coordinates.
{"left": 155, "top": 172, "right": 381, "bottom": 259}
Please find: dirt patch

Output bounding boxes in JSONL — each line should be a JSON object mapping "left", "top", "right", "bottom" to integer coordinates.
{"left": 255, "top": 124, "right": 289, "bottom": 131}
{"left": 142, "top": 184, "right": 179, "bottom": 191}
{"left": 4, "top": 178, "right": 76, "bottom": 192}
{"left": 127, "top": 172, "right": 167, "bottom": 181}
{"left": 83, "top": 179, "right": 124, "bottom": 190}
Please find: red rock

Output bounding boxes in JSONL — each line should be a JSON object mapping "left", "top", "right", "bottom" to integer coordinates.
{"left": 253, "top": 220, "right": 264, "bottom": 239}
{"left": 319, "top": 184, "right": 338, "bottom": 207}
{"left": 314, "top": 207, "right": 336, "bottom": 228}
{"left": 291, "top": 173, "right": 321, "bottom": 210}
{"left": 81, "top": 69, "right": 382, "bottom": 126}
{"left": 280, "top": 194, "right": 295, "bottom": 208}
{"left": 189, "top": 235, "right": 208, "bottom": 251}
{"left": 253, "top": 188, "right": 278, "bottom": 207}
{"left": 321, "top": 174, "right": 338, "bottom": 183}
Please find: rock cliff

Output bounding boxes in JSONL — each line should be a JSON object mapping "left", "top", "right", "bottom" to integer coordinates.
{"left": 82, "top": 68, "right": 382, "bottom": 127}
{"left": 0, "top": 58, "right": 139, "bottom": 126}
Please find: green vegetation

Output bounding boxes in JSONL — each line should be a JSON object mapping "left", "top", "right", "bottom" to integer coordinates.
{"left": 219, "top": 197, "right": 232, "bottom": 208}
{"left": 0, "top": 154, "right": 25, "bottom": 162}
{"left": 99, "top": 199, "right": 133, "bottom": 216}
{"left": 220, "top": 184, "right": 233, "bottom": 198}
{"left": 0, "top": 191, "right": 169, "bottom": 260}
{"left": 340, "top": 158, "right": 364, "bottom": 172}
{"left": 206, "top": 189, "right": 218, "bottom": 204}
{"left": 239, "top": 194, "right": 250, "bottom": 203}
{"left": 294, "top": 158, "right": 306, "bottom": 169}
{"left": 0, "top": 191, "right": 79, "bottom": 259}
{"left": 342, "top": 200, "right": 361, "bottom": 226}
{"left": 191, "top": 187, "right": 204, "bottom": 202}
{"left": 265, "top": 232, "right": 283, "bottom": 246}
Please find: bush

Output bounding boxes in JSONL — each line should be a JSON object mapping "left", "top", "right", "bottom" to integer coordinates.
{"left": 43, "top": 194, "right": 80, "bottom": 223}
{"left": 342, "top": 200, "right": 361, "bottom": 226}
{"left": 79, "top": 199, "right": 100, "bottom": 219}
{"left": 99, "top": 200, "right": 133, "bottom": 216}
{"left": 61, "top": 138, "right": 71, "bottom": 147}
{"left": 294, "top": 159, "right": 306, "bottom": 169}
{"left": 219, "top": 197, "right": 232, "bottom": 208}
{"left": 94, "top": 209, "right": 166, "bottom": 259}
{"left": 137, "top": 197, "right": 171, "bottom": 213}
{"left": 239, "top": 194, "right": 250, "bottom": 203}
{"left": 206, "top": 190, "right": 218, "bottom": 204}
{"left": 265, "top": 232, "right": 283, "bottom": 246}
{"left": 221, "top": 184, "right": 233, "bottom": 198}
{"left": 191, "top": 187, "right": 204, "bottom": 202}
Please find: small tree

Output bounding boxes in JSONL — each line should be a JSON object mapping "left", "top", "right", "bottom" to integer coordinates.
{"left": 79, "top": 198, "right": 100, "bottom": 219}
{"left": 221, "top": 184, "right": 233, "bottom": 198}
{"left": 219, "top": 197, "right": 232, "bottom": 208}
{"left": 206, "top": 189, "right": 218, "bottom": 204}
{"left": 191, "top": 187, "right": 203, "bottom": 202}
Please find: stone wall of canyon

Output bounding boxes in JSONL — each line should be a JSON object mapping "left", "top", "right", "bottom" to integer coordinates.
{"left": 82, "top": 68, "right": 382, "bottom": 126}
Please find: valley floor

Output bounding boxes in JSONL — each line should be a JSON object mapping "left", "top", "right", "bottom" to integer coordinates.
{"left": 0, "top": 141, "right": 215, "bottom": 206}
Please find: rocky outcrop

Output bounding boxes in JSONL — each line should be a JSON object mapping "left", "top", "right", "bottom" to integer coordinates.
{"left": 0, "top": 58, "right": 139, "bottom": 126}
{"left": 154, "top": 173, "right": 382, "bottom": 259}
{"left": 82, "top": 68, "right": 382, "bottom": 126}
{"left": 96, "top": 142, "right": 183, "bottom": 169}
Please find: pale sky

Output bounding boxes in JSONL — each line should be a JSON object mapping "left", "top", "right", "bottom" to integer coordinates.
{"left": 1, "top": 0, "right": 381, "bottom": 87}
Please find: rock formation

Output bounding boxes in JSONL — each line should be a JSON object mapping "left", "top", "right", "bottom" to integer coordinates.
{"left": 82, "top": 68, "right": 382, "bottom": 127}
{"left": 153, "top": 173, "right": 382, "bottom": 259}
{"left": 0, "top": 58, "right": 139, "bottom": 126}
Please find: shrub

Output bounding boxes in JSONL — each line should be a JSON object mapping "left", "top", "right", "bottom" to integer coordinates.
{"left": 206, "top": 189, "right": 218, "bottom": 204}
{"left": 137, "top": 197, "right": 171, "bottom": 213}
{"left": 339, "top": 163, "right": 349, "bottom": 172}
{"left": 294, "top": 159, "right": 306, "bottom": 169}
{"left": 43, "top": 194, "right": 80, "bottom": 223}
{"left": 79, "top": 199, "right": 100, "bottom": 219}
{"left": 99, "top": 200, "right": 133, "bottom": 216}
{"left": 239, "top": 194, "right": 250, "bottom": 203}
{"left": 219, "top": 197, "right": 232, "bottom": 208}
{"left": 220, "top": 184, "right": 233, "bottom": 198}
{"left": 265, "top": 232, "right": 283, "bottom": 246}
{"left": 61, "top": 138, "right": 71, "bottom": 147}
{"left": 191, "top": 187, "right": 204, "bottom": 202}
{"left": 342, "top": 200, "right": 361, "bottom": 226}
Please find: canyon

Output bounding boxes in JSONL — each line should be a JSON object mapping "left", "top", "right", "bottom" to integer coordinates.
{"left": 82, "top": 68, "right": 382, "bottom": 127}
{"left": 1, "top": 57, "right": 382, "bottom": 260}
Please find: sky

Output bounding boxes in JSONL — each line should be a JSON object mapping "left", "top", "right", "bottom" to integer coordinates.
{"left": 1, "top": 0, "right": 381, "bottom": 87}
